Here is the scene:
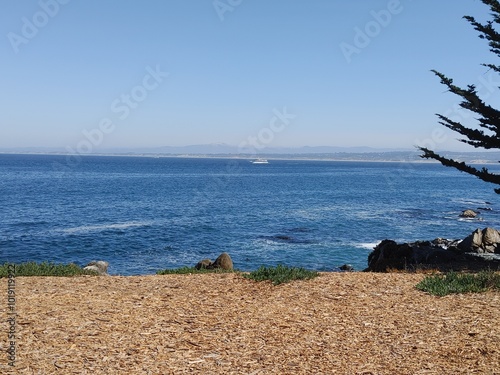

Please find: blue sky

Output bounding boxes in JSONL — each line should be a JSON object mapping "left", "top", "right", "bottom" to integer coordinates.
{"left": 1, "top": 0, "right": 498, "bottom": 151}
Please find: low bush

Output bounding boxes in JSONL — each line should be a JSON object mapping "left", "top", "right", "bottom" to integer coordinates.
{"left": 0, "top": 262, "right": 97, "bottom": 277}
{"left": 244, "top": 264, "right": 319, "bottom": 285}
{"left": 416, "top": 271, "right": 500, "bottom": 296}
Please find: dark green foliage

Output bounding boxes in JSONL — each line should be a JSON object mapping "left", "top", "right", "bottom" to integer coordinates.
{"left": 0, "top": 262, "right": 98, "bottom": 277}
{"left": 156, "top": 266, "right": 234, "bottom": 275}
{"left": 419, "top": 0, "right": 500, "bottom": 193}
{"left": 244, "top": 264, "right": 319, "bottom": 285}
{"left": 416, "top": 271, "right": 500, "bottom": 296}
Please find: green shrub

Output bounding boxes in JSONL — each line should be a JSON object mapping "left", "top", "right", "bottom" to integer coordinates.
{"left": 156, "top": 266, "right": 234, "bottom": 275}
{"left": 416, "top": 271, "right": 500, "bottom": 296}
{"left": 0, "top": 262, "right": 98, "bottom": 277}
{"left": 244, "top": 264, "right": 319, "bottom": 285}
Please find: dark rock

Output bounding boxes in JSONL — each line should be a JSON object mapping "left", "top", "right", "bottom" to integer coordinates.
{"left": 260, "top": 234, "right": 314, "bottom": 244}
{"left": 457, "top": 234, "right": 474, "bottom": 253}
{"left": 84, "top": 260, "right": 109, "bottom": 275}
{"left": 339, "top": 264, "right": 354, "bottom": 272}
{"left": 431, "top": 237, "right": 449, "bottom": 246}
{"left": 210, "top": 252, "right": 233, "bottom": 270}
{"left": 195, "top": 259, "right": 212, "bottom": 270}
{"left": 425, "top": 249, "right": 458, "bottom": 263}
{"left": 366, "top": 240, "right": 415, "bottom": 272}
{"left": 460, "top": 209, "right": 478, "bottom": 218}
{"left": 366, "top": 228, "right": 500, "bottom": 272}
{"left": 274, "top": 235, "right": 294, "bottom": 241}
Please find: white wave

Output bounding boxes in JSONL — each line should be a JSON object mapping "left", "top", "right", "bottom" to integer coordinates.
{"left": 57, "top": 221, "right": 151, "bottom": 234}
{"left": 453, "top": 198, "right": 491, "bottom": 206}
{"left": 356, "top": 242, "right": 381, "bottom": 250}
{"left": 458, "top": 218, "right": 484, "bottom": 222}
{"left": 351, "top": 209, "right": 387, "bottom": 220}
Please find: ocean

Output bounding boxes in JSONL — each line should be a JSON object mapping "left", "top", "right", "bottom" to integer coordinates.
{"left": 1, "top": 154, "right": 499, "bottom": 275}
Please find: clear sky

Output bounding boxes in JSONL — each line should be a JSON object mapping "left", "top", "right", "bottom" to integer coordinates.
{"left": 1, "top": 0, "right": 498, "bottom": 152}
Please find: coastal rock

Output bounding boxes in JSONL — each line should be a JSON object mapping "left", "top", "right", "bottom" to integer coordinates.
{"left": 84, "top": 260, "right": 109, "bottom": 275}
{"left": 472, "top": 229, "right": 484, "bottom": 249}
{"left": 366, "top": 228, "right": 500, "bottom": 272}
{"left": 210, "top": 252, "right": 233, "bottom": 270}
{"left": 339, "top": 264, "right": 354, "bottom": 272}
{"left": 459, "top": 227, "right": 500, "bottom": 254}
{"left": 460, "top": 209, "right": 478, "bottom": 218}
{"left": 366, "top": 240, "right": 422, "bottom": 272}
{"left": 483, "top": 227, "right": 500, "bottom": 247}
{"left": 195, "top": 259, "right": 213, "bottom": 270}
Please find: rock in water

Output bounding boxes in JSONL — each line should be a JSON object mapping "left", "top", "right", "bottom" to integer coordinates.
{"left": 195, "top": 259, "right": 212, "bottom": 270}
{"left": 84, "top": 260, "right": 109, "bottom": 275}
{"left": 210, "top": 252, "right": 233, "bottom": 270}
{"left": 460, "top": 209, "right": 478, "bottom": 218}
{"left": 339, "top": 264, "right": 354, "bottom": 272}
{"left": 366, "top": 228, "right": 500, "bottom": 272}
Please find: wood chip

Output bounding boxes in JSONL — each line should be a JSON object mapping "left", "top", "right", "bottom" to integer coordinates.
{"left": 0, "top": 273, "right": 498, "bottom": 374}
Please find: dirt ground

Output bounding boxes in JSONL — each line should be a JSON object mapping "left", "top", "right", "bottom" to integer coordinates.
{"left": 1, "top": 273, "right": 499, "bottom": 374}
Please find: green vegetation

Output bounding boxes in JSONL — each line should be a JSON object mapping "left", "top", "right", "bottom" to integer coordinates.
{"left": 156, "top": 266, "right": 235, "bottom": 275}
{"left": 0, "top": 262, "right": 98, "bottom": 277}
{"left": 419, "top": 0, "right": 500, "bottom": 194}
{"left": 416, "top": 271, "right": 500, "bottom": 296}
{"left": 244, "top": 264, "right": 319, "bottom": 285}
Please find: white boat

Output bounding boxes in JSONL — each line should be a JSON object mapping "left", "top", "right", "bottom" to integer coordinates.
{"left": 252, "top": 158, "right": 269, "bottom": 164}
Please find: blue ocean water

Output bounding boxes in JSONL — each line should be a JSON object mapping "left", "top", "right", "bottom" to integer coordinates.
{"left": 1, "top": 154, "right": 499, "bottom": 275}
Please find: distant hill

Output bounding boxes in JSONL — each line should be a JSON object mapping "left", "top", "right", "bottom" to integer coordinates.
{"left": 100, "top": 144, "right": 414, "bottom": 155}
{"left": 2, "top": 144, "right": 500, "bottom": 163}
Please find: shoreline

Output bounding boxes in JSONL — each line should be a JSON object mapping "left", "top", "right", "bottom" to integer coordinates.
{"left": 2, "top": 151, "right": 500, "bottom": 164}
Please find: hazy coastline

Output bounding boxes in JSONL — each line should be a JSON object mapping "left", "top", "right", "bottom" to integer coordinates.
{"left": 2, "top": 149, "right": 500, "bottom": 164}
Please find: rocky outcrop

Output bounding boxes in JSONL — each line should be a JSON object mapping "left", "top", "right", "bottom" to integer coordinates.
{"left": 84, "top": 260, "right": 109, "bottom": 275}
{"left": 460, "top": 209, "right": 479, "bottom": 218}
{"left": 366, "top": 228, "right": 500, "bottom": 272}
{"left": 458, "top": 227, "right": 500, "bottom": 253}
{"left": 339, "top": 264, "right": 354, "bottom": 272}
{"left": 194, "top": 253, "right": 234, "bottom": 271}
{"left": 210, "top": 252, "right": 233, "bottom": 270}
{"left": 195, "top": 259, "right": 213, "bottom": 270}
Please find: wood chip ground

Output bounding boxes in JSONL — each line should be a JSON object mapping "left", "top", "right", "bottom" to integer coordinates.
{"left": 1, "top": 273, "right": 499, "bottom": 374}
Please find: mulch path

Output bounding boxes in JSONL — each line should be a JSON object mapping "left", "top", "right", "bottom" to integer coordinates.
{"left": 1, "top": 273, "right": 499, "bottom": 374}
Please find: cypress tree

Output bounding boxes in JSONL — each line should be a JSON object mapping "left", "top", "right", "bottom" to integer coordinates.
{"left": 419, "top": 0, "right": 500, "bottom": 193}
